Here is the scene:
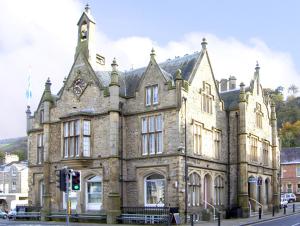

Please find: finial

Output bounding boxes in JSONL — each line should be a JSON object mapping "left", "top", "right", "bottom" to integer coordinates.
{"left": 240, "top": 82, "right": 245, "bottom": 90}
{"left": 26, "top": 105, "right": 31, "bottom": 114}
{"left": 63, "top": 77, "right": 67, "bottom": 84}
{"left": 150, "top": 48, "right": 156, "bottom": 59}
{"left": 111, "top": 57, "right": 118, "bottom": 71}
{"left": 110, "top": 58, "right": 119, "bottom": 86}
{"left": 175, "top": 69, "right": 183, "bottom": 80}
{"left": 85, "top": 3, "right": 90, "bottom": 14}
{"left": 201, "top": 38, "right": 207, "bottom": 50}
{"left": 255, "top": 61, "right": 260, "bottom": 73}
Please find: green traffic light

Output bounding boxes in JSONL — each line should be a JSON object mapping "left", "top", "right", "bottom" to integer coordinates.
{"left": 74, "top": 185, "right": 79, "bottom": 190}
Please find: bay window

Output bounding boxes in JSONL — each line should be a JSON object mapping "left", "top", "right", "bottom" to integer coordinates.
{"left": 63, "top": 119, "right": 91, "bottom": 158}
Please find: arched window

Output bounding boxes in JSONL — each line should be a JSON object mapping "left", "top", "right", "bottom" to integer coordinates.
{"left": 144, "top": 174, "right": 165, "bottom": 207}
{"left": 86, "top": 176, "right": 102, "bottom": 210}
{"left": 188, "top": 173, "right": 201, "bottom": 206}
{"left": 214, "top": 176, "right": 224, "bottom": 206}
{"left": 80, "top": 22, "right": 88, "bottom": 41}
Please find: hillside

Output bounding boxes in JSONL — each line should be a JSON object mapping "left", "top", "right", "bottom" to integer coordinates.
{"left": 0, "top": 137, "right": 27, "bottom": 160}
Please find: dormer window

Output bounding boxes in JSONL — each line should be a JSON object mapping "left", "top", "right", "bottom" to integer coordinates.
{"left": 146, "top": 85, "right": 158, "bottom": 106}
{"left": 80, "top": 22, "right": 88, "bottom": 41}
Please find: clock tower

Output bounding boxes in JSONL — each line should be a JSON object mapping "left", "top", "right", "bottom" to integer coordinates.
{"left": 75, "top": 4, "right": 105, "bottom": 70}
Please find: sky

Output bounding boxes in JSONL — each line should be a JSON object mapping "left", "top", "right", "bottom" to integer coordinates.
{"left": 0, "top": 0, "right": 300, "bottom": 139}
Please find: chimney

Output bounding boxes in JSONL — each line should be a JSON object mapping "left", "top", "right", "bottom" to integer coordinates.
{"left": 220, "top": 79, "right": 228, "bottom": 92}
{"left": 228, "top": 76, "right": 237, "bottom": 90}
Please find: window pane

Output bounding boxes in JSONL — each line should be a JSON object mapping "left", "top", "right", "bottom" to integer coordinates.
{"left": 146, "top": 179, "right": 165, "bottom": 206}
{"left": 142, "top": 135, "right": 148, "bottom": 155}
{"left": 64, "top": 139, "right": 68, "bottom": 157}
{"left": 149, "top": 116, "right": 155, "bottom": 132}
{"left": 156, "top": 115, "right": 162, "bottom": 131}
{"left": 153, "top": 85, "right": 158, "bottom": 104}
{"left": 156, "top": 132, "right": 163, "bottom": 154}
{"left": 149, "top": 134, "right": 155, "bottom": 154}
{"left": 142, "top": 118, "right": 147, "bottom": 133}
{"left": 70, "top": 137, "right": 74, "bottom": 157}
{"left": 64, "top": 123, "right": 69, "bottom": 137}
{"left": 88, "top": 182, "right": 101, "bottom": 203}
{"left": 83, "top": 137, "right": 90, "bottom": 156}
{"left": 75, "top": 120, "right": 80, "bottom": 135}
{"left": 75, "top": 137, "right": 79, "bottom": 156}
{"left": 83, "top": 120, "right": 90, "bottom": 135}
{"left": 146, "top": 87, "right": 151, "bottom": 106}
{"left": 69, "top": 121, "right": 74, "bottom": 136}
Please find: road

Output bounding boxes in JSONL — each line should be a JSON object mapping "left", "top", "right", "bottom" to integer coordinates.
{"left": 252, "top": 212, "right": 300, "bottom": 226}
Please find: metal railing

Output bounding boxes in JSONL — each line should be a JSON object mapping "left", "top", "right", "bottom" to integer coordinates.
{"left": 119, "top": 206, "right": 171, "bottom": 224}
{"left": 249, "top": 198, "right": 263, "bottom": 216}
{"left": 203, "top": 200, "right": 219, "bottom": 221}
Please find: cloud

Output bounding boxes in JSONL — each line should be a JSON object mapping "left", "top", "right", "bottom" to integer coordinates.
{"left": 0, "top": 0, "right": 299, "bottom": 139}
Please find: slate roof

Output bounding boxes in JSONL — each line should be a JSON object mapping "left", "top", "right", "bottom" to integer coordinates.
{"left": 220, "top": 89, "right": 240, "bottom": 110}
{"left": 281, "top": 147, "right": 300, "bottom": 164}
{"left": 94, "top": 52, "right": 201, "bottom": 97}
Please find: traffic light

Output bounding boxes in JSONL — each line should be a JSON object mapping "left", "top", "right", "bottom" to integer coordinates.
{"left": 58, "top": 169, "right": 67, "bottom": 192}
{"left": 72, "top": 171, "right": 80, "bottom": 191}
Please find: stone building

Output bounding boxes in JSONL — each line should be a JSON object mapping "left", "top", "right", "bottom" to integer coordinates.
{"left": 26, "top": 6, "right": 280, "bottom": 222}
{"left": 281, "top": 147, "right": 300, "bottom": 201}
{"left": 0, "top": 161, "right": 28, "bottom": 211}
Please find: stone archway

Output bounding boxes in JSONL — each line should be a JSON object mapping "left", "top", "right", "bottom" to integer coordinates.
{"left": 203, "top": 174, "right": 212, "bottom": 208}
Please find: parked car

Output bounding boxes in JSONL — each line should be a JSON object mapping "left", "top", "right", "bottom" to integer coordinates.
{"left": 0, "top": 209, "right": 7, "bottom": 219}
{"left": 8, "top": 209, "right": 16, "bottom": 220}
{"left": 280, "top": 197, "right": 288, "bottom": 208}
{"left": 282, "top": 193, "right": 297, "bottom": 203}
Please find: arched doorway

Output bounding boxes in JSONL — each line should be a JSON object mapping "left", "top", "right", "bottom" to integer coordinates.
{"left": 144, "top": 173, "right": 165, "bottom": 207}
{"left": 203, "top": 174, "right": 212, "bottom": 208}
{"left": 248, "top": 176, "right": 256, "bottom": 211}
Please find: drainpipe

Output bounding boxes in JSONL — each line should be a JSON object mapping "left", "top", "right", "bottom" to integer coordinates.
{"left": 236, "top": 112, "right": 240, "bottom": 206}
{"left": 226, "top": 111, "right": 231, "bottom": 213}
{"left": 183, "top": 97, "right": 188, "bottom": 223}
{"left": 119, "top": 102, "right": 124, "bottom": 208}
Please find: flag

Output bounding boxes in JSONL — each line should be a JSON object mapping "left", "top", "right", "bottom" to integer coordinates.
{"left": 26, "top": 66, "right": 32, "bottom": 106}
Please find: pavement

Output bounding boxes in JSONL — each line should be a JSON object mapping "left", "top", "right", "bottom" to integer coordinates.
{"left": 1, "top": 203, "right": 300, "bottom": 226}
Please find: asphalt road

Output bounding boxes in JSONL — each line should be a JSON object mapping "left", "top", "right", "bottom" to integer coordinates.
{"left": 252, "top": 212, "right": 300, "bottom": 226}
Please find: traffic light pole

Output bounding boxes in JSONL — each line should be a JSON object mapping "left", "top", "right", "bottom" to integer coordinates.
{"left": 65, "top": 169, "right": 70, "bottom": 226}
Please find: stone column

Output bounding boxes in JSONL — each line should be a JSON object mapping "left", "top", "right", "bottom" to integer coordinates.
{"left": 106, "top": 59, "right": 121, "bottom": 223}
{"left": 237, "top": 82, "right": 250, "bottom": 217}
{"left": 271, "top": 102, "right": 280, "bottom": 211}
{"left": 41, "top": 78, "right": 53, "bottom": 220}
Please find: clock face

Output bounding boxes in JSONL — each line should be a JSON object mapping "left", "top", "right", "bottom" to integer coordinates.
{"left": 73, "top": 78, "right": 87, "bottom": 97}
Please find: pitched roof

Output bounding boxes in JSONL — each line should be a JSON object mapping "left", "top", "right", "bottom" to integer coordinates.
{"left": 94, "top": 52, "right": 201, "bottom": 97}
{"left": 281, "top": 147, "right": 300, "bottom": 164}
{"left": 220, "top": 89, "right": 240, "bottom": 110}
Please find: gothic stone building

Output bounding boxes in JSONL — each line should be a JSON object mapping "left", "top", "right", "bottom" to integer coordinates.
{"left": 26, "top": 6, "right": 280, "bottom": 222}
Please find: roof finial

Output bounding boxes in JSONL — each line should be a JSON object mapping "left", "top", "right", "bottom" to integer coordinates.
{"left": 111, "top": 57, "right": 118, "bottom": 72}
{"left": 201, "top": 38, "right": 208, "bottom": 50}
{"left": 85, "top": 3, "right": 90, "bottom": 14}
{"left": 255, "top": 61, "right": 260, "bottom": 73}
{"left": 150, "top": 47, "right": 156, "bottom": 60}
{"left": 110, "top": 58, "right": 119, "bottom": 86}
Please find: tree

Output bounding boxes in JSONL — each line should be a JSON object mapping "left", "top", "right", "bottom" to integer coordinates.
{"left": 288, "top": 84, "right": 299, "bottom": 95}
{"left": 281, "top": 121, "right": 300, "bottom": 147}
{"left": 12, "top": 150, "right": 26, "bottom": 161}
